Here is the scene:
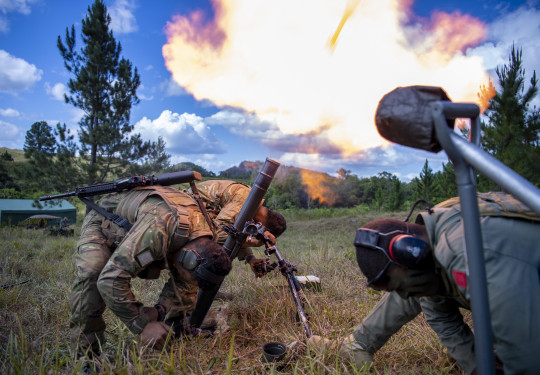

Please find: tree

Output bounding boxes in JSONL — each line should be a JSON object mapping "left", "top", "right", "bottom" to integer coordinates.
{"left": 128, "top": 136, "right": 171, "bottom": 175}
{"left": 58, "top": 0, "right": 150, "bottom": 184}
{"left": 1, "top": 150, "right": 13, "bottom": 161}
{"left": 413, "top": 159, "right": 437, "bottom": 203}
{"left": 433, "top": 161, "right": 457, "bottom": 202}
{"left": 22, "top": 121, "right": 57, "bottom": 192}
{"left": 481, "top": 45, "right": 540, "bottom": 186}
{"left": 53, "top": 123, "right": 83, "bottom": 190}
{"left": 387, "top": 178, "right": 404, "bottom": 211}
{"left": 24, "top": 121, "right": 56, "bottom": 161}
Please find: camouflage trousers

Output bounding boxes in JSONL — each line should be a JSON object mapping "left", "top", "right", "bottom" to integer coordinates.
{"left": 69, "top": 200, "right": 199, "bottom": 355}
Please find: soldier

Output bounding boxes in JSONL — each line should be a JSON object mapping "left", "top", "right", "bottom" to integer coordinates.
{"left": 187, "top": 179, "right": 286, "bottom": 276}
{"left": 309, "top": 192, "right": 540, "bottom": 374}
{"left": 70, "top": 181, "right": 286, "bottom": 361}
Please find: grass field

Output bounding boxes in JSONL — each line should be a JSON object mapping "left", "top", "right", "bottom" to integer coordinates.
{"left": 0, "top": 208, "right": 467, "bottom": 374}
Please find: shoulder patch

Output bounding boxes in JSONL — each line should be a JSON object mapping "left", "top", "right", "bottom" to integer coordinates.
{"left": 137, "top": 250, "right": 154, "bottom": 268}
{"left": 452, "top": 269, "right": 468, "bottom": 288}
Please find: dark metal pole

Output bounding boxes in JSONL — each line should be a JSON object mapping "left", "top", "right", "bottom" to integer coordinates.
{"left": 432, "top": 102, "right": 495, "bottom": 375}
{"left": 189, "top": 158, "right": 280, "bottom": 328}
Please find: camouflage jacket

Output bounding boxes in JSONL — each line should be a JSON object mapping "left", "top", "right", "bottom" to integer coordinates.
{"left": 188, "top": 180, "right": 257, "bottom": 260}
{"left": 95, "top": 186, "right": 211, "bottom": 334}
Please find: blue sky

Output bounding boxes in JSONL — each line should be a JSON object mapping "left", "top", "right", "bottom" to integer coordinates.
{"left": 1, "top": 0, "right": 538, "bottom": 180}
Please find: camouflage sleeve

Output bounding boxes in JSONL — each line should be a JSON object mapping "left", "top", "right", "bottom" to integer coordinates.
{"left": 235, "top": 246, "right": 254, "bottom": 261}
{"left": 213, "top": 186, "right": 250, "bottom": 245}
{"left": 97, "top": 198, "right": 177, "bottom": 335}
{"left": 420, "top": 296, "right": 476, "bottom": 374}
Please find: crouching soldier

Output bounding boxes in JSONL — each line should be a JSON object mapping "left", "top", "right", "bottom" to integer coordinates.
{"left": 309, "top": 192, "right": 540, "bottom": 374}
{"left": 70, "top": 181, "right": 286, "bottom": 362}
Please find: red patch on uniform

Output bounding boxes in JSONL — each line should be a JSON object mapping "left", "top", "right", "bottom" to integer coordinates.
{"left": 452, "top": 270, "right": 467, "bottom": 288}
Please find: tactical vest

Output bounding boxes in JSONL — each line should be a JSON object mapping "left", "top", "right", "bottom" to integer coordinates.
{"left": 115, "top": 186, "right": 202, "bottom": 248}
{"left": 434, "top": 191, "right": 540, "bottom": 222}
{"left": 191, "top": 180, "right": 250, "bottom": 217}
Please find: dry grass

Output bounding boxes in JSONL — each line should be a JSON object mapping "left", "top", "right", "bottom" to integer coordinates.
{"left": 0, "top": 209, "right": 466, "bottom": 374}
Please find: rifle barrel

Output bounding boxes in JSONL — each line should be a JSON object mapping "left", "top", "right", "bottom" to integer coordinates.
{"left": 39, "top": 170, "right": 202, "bottom": 201}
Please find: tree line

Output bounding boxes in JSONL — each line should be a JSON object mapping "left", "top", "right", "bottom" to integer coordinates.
{"left": 0, "top": 0, "right": 538, "bottom": 211}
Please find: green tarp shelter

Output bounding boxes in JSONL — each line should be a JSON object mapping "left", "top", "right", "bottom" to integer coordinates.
{"left": 0, "top": 199, "right": 77, "bottom": 227}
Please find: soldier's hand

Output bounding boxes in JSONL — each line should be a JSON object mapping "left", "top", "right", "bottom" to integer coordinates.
{"left": 249, "top": 257, "right": 278, "bottom": 278}
{"left": 140, "top": 322, "right": 171, "bottom": 350}
{"left": 142, "top": 306, "right": 159, "bottom": 322}
{"left": 264, "top": 231, "right": 276, "bottom": 245}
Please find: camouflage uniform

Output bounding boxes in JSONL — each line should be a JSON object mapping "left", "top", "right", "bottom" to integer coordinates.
{"left": 189, "top": 180, "right": 257, "bottom": 260}
{"left": 352, "top": 192, "right": 540, "bottom": 374}
{"left": 70, "top": 186, "right": 213, "bottom": 354}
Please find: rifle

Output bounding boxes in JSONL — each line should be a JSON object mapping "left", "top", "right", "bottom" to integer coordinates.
{"left": 39, "top": 171, "right": 202, "bottom": 201}
{"left": 244, "top": 221, "right": 312, "bottom": 338}
{"left": 39, "top": 171, "right": 202, "bottom": 231}
{"left": 189, "top": 158, "right": 280, "bottom": 328}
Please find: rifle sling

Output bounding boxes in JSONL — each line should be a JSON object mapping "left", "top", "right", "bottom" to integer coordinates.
{"left": 79, "top": 196, "right": 133, "bottom": 232}
{"left": 189, "top": 181, "right": 217, "bottom": 241}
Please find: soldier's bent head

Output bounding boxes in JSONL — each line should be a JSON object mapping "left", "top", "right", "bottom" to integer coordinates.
{"left": 255, "top": 206, "right": 287, "bottom": 237}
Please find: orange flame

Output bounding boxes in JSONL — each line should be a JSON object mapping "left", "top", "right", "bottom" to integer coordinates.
{"left": 300, "top": 169, "right": 338, "bottom": 205}
{"left": 477, "top": 78, "right": 496, "bottom": 113}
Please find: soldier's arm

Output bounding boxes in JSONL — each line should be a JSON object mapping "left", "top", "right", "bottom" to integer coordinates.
{"left": 97, "top": 201, "right": 176, "bottom": 334}
{"left": 419, "top": 296, "right": 476, "bottom": 374}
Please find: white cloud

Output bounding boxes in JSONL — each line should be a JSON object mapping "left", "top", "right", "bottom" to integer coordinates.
{"left": 0, "top": 119, "right": 21, "bottom": 147}
{"left": 69, "top": 107, "right": 85, "bottom": 124}
{"left": 469, "top": 4, "right": 540, "bottom": 84}
{"left": 0, "top": 17, "right": 8, "bottom": 33}
{"left": 278, "top": 144, "right": 449, "bottom": 181}
{"left": 109, "top": 0, "right": 138, "bottom": 34}
{"left": 206, "top": 109, "right": 342, "bottom": 154}
{"left": 133, "top": 110, "right": 226, "bottom": 155}
{"left": 0, "top": 0, "right": 34, "bottom": 14}
{"left": 0, "top": 0, "right": 36, "bottom": 33}
{"left": 0, "top": 49, "right": 42, "bottom": 92}
{"left": 45, "top": 82, "right": 68, "bottom": 101}
{"left": 0, "top": 108, "right": 20, "bottom": 117}
{"left": 138, "top": 93, "right": 154, "bottom": 101}
{"left": 169, "top": 154, "right": 227, "bottom": 174}
{"left": 161, "top": 79, "right": 187, "bottom": 97}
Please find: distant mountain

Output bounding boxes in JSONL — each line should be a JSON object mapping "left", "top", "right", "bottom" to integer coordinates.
{"left": 218, "top": 160, "right": 264, "bottom": 179}
{"left": 218, "top": 159, "right": 337, "bottom": 184}
{"left": 168, "top": 161, "right": 216, "bottom": 177}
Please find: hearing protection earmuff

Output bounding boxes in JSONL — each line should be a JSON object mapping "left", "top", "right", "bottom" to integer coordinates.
{"left": 354, "top": 228, "right": 430, "bottom": 269}
{"left": 176, "top": 249, "right": 225, "bottom": 290}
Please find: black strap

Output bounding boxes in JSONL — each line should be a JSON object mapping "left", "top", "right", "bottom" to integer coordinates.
{"left": 195, "top": 265, "right": 225, "bottom": 285}
{"left": 79, "top": 196, "right": 132, "bottom": 231}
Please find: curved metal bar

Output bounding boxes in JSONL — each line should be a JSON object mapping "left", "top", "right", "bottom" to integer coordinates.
{"left": 450, "top": 133, "right": 540, "bottom": 215}
{"left": 432, "top": 102, "right": 495, "bottom": 375}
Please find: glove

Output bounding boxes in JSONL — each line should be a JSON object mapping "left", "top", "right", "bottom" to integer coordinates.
{"left": 140, "top": 321, "right": 172, "bottom": 350}
{"left": 248, "top": 257, "right": 278, "bottom": 278}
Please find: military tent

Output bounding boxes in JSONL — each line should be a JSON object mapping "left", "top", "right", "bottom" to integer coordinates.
{"left": 0, "top": 199, "right": 77, "bottom": 227}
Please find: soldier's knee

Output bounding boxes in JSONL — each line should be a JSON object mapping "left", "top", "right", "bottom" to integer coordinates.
{"left": 75, "top": 243, "right": 111, "bottom": 279}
